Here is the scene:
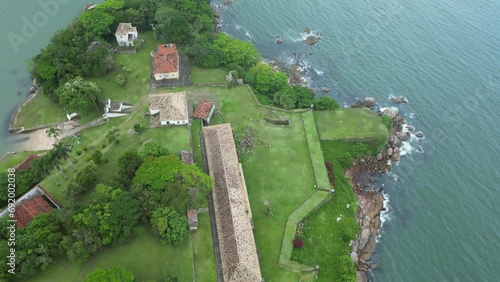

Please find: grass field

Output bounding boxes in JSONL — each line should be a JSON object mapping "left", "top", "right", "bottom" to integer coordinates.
{"left": 302, "top": 111, "right": 331, "bottom": 190}
{"left": 13, "top": 92, "right": 67, "bottom": 129}
{"left": 188, "top": 85, "right": 317, "bottom": 281}
{"left": 315, "top": 108, "right": 388, "bottom": 146}
{"left": 0, "top": 151, "right": 44, "bottom": 172}
{"left": 192, "top": 212, "right": 217, "bottom": 282}
{"left": 26, "top": 227, "right": 194, "bottom": 282}
{"left": 191, "top": 66, "right": 227, "bottom": 84}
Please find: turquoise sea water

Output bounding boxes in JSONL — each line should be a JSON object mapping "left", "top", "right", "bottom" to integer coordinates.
{"left": 0, "top": 0, "right": 499, "bottom": 281}
{"left": 213, "top": 0, "right": 500, "bottom": 280}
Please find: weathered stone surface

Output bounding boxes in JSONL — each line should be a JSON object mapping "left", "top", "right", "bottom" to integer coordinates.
{"left": 357, "top": 271, "right": 368, "bottom": 282}
{"left": 322, "top": 87, "right": 330, "bottom": 93}
{"left": 305, "top": 35, "right": 320, "bottom": 45}
{"left": 389, "top": 97, "right": 408, "bottom": 104}
{"left": 370, "top": 263, "right": 378, "bottom": 270}
{"left": 29, "top": 86, "right": 37, "bottom": 93}
{"left": 387, "top": 147, "right": 393, "bottom": 156}
{"left": 377, "top": 153, "right": 383, "bottom": 161}
{"left": 416, "top": 131, "right": 424, "bottom": 138}
{"left": 383, "top": 108, "right": 397, "bottom": 118}
{"left": 362, "top": 97, "right": 376, "bottom": 107}
{"left": 275, "top": 37, "right": 283, "bottom": 44}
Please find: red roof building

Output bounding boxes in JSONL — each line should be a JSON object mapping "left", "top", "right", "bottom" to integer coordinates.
{"left": 14, "top": 196, "right": 53, "bottom": 228}
{"left": 14, "top": 154, "right": 39, "bottom": 172}
{"left": 193, "top": 101, "right": 215, "bottom": 124}
{"left": 153, "top": 44, "right": 179, "bottom": 80}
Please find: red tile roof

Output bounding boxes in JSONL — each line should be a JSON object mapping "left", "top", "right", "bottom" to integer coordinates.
{"left": 193, "top": 101, "right": 215, "bottom": 120}
{"left": 14, "top": 154, "right": 39, "bottom": 172}
{"left": 153, "top": 44, "right": 179, "bottom": 74}
{"left": 14, "top": 196, "right": 53, "bottom": 228}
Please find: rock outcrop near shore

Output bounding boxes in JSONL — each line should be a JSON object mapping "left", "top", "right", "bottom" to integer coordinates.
{"left": 347, "top": 107, "right": 408, "bottom": 281}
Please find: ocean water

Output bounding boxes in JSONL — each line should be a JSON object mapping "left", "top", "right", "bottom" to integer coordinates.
{"left": 0, "top": 0, "right": 103, "bottom": 155}
{"left": 214, "top": 0, "right": 500, "bottom": 281}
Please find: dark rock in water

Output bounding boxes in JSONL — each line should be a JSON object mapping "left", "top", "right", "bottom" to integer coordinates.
{"left": 29, "top": 86, "right": 37, "bottom": 93}
{"left": 305, "top": 35, "right": 320, "bottom": 45}
{"left": 322, "top": 87, "right": 330, "bottom": 93}
{"left": 370, "top": 263, "right": 378, "bottom": 270}
{"left": 415, "top": 131, "right": 424, "bottom": 138}
{"left": 389, "top": 96, "right": 408, "bottom": 104}
{"left": 214, "top": 11, "right": 221, "bottom": 18}
{"left": 304, "top": 27, "right": 311, "bottom": 33}
{"left": 406, "top": 125, "right": 415, "bottom": 131}
{"left": 275, "top": 37, "right": 283, "bottom": 44}
{"left": 361, "top": 97, "right": 376, "bottom": 108}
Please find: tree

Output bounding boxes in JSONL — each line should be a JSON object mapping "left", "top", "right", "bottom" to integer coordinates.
{"left": 52, "top": 142, "right": 76, "bottom": 171}
{"left": 82, "top": 41, "right": 114, "bottom": 77}
{"left": 133, "top": 156, "right": 213, "bottom": 215}
{"left": 151, "top": 207, "right": 188, "bottom": 245}
{"left": 49, "top": 152, "right": 67, "bottom": 179}
{"left": 84, "top": 266, "right": 134, "bottom": 282}
{"left": 133, "top": 123, "right": 144, "bottom": 133}
{"left": 80, "top": 9, "right": 115, "bottom": 40}
{"left": 154, "top": 7, "right": 192, "bottom": 45}
{"left": 75, "top": 162, "right": 98, "bottom": 191}
{"left": 116, "top": 74, "right": 126, "bottom": 87}
{"left": 56, "top": 76, "right": 102, "bottom": 114}
{"left": 207, "top": 33, "right": 261, "bottom": 69}
{"left": 116, "top": 150, "right": 143, "bottom": 189}
{"left": 46, "top": 127, "right": 60, "bottom": 141}
{"left": 138, "top": 142, "right": 167, "bottom": 159}
{"left": 246, "top": 64, "right": 288, "bottom": 98}
{"left": 293, "top": 86, "right": 316, "bottom": 109}
{"left": 314, "top": 96, "right": 340, "bottom": 111}
{"left": 273, "top": 88, "right": 297, "bottom": 110}
{"left": 90, "top": 150, "right": 103, "bottom": 165}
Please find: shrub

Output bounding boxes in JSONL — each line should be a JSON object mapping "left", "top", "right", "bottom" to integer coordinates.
{"left": 126, "top": 68, "right": 132, "bottom": 73}
{"left": 134, "top": 124, "right": 144, "bottom": 134}
{"left": 76, "top": 150, "right": 82, "bottom": 156}
{"left": 116, "top": 75, "right": 126, "bottom": 87}
{"left": 293, "top": 238, "right": 304, "bottom": 249}
{"left": 82, "top": 145, "right": 88, "bottom": 151}
{"left": 101, "top": 143, "right": 107, "bottom": 149}
{"left": 91, "top": 150, "right": 103, "bottom": 165}
{"left": 122, "top": 66, "right": 127, "bottom": 72}
{"left": 382, "top": 115, "right": 393, "bottom": 131}
{"left": 115, "top": 139, "right": 120, "bottom": 144}
{"left": 314, "top": 96, "right": 340, "bottom": 111}
{"left": 339, "top": 152, "right": 353, "bottom": 169}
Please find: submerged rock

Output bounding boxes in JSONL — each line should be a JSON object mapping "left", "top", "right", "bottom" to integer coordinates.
{"left": 305, "top": 35, "right": 320, "bottom": 45}
{"left": 304, "top": 27, "right": 311, "bottom": 33}
{"left": 389, "top": 96, "right": 408, "bottom": 104}
{"left": 415, "top": 131, "right": 424, "bottom": 138}
{"left": 275, "top": 37, "right": 283, "bottom": 44}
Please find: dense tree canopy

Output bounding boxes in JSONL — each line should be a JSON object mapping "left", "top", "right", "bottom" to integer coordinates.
{"left": 133, "top": 156, "right": 213, "bottom": 214}
{"left": 151, "top": 207, "right": 188, "bottom": 245}
{"left": 314, "top": 96, "right": 340, "bottom": 111}
{"left": 155, "top": 7, "right": 192, "bottom": 45}
{"left": 56, "top": 77, "right": 102, "bottom": 114}
{"left": 246, "top": 64, "right": 289, "bottom": 98}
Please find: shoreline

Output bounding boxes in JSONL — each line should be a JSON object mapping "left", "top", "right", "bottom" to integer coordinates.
{"left": 347, "top": 110, "right": 408, "bottom": 282}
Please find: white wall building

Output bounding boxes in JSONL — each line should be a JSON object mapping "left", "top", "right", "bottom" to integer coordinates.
{"left": 115, "top": 23, "right": 138, "bottom": 47}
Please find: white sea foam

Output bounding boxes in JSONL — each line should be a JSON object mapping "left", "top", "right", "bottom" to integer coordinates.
{"left": 379, "top": 106, "right": 399, "bottom": 113}
{"left": 415, "top": 146, "right": 424, "bottom": 153}
{"left": 314, "top": 69, "right": 324, "bottom": 75}
{"left": 379, "top": 191, "right": 391, "bottom": 233}
{"left": 245, "top": 31, "right": 252, "bottom": 38}
{"left": 235, "top": 24, "right": 242, "bottom": 30}
{"left": 400, "top": 141, "right": 413, "bottom": 156}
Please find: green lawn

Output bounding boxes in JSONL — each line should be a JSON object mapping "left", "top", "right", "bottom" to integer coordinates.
{"left": 302, "top": 111, "right": 331, "bottom": 190}
{"left": 191, "top": 66, "right": 227, "bottom": 84}
{"left": 26, "top": 227, "right": 194, "bottom": 282}
{"left": 188, "top": 85, "right": 317, "bottom": 281}
{"left": 190, "top": 118, "right": 203, "bottom": 170}
{"left": 0, "top": 151, "right": 45, "bottom": 172}
{"left": 315, "top": 108, "right": 388, "bottom": 146}
{"left": 192, "top": 212, "right": 217, "bottom": 282}
{"left": 13, "top": 92, "right": 66, "bottom": 129}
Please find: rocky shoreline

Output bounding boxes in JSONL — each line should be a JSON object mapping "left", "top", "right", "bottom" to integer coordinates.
{"left": 347, "top": 98, "right": 411, "bottom": 282}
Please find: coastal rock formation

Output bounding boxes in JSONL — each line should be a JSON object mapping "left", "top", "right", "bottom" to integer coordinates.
{"left": 348, "top": 111, "right": 408, "bottom": 278}
{"left": 275, "top": 36, "right": 283, "bottom": 44}
{"left": 382, "top": 108, "right": 397, "bottom": 119}
{"left": 304, "top": 27, "right": 311, "bottom": 33}
{"left": 322, "top": 87, "right": 330, "bottom": 93}
{"left": 389, "top": 96, "right": 408, "bottom": 104}
{"left": 352, "top": 97, "right": 376, "bottom": 108}
{"left": 305, "top": 35, "right": 320, "bottom": 45}
{"left": 415, "top": 131, "right": 424, "bottom": 138}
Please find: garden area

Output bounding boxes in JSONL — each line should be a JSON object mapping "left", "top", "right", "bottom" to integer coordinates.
{"left": 191, "top": 66, "right": 227, "bottom": 84}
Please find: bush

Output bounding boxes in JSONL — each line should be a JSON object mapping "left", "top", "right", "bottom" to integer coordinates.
{"left": 382, "top": 115, "right": 393, "bottom": 131}
{"left": 314, "top": 96, "right": 340, "bottom": 111}
{"left": 122, "top": 66, "right": 127, "bottom": 72}
{"left": 133, "top": 124, "right": 144, "bottom": 134}
{"left": 116, "top": 74, "right": 126, "bottom": 87}
{"left": 82, "top": 145, "right": 89, "bottom": 152}
{"left": 76, "top": 150, "right": 82, "bottom": 156}
{"left": 90, "top": 150, "right": 103, "bottom": 165}
{"left": 293, "top": 238, "right": 304, "bottom": 249}
{"left": 339, "top": 152, "right": 353, "bottom": 169}
{"left": 101, "top": 142, "right": 107, "bottom": 149}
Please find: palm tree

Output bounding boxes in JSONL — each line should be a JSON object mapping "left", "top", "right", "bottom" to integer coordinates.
{"left": 49, "top": 151, "right": 67, "bottom": 179}
{"left": 46, "top": 127, "right": 61, "bottom": 142}
{"left": 32, "top": 156, "right": 60, "bottom": 186}
{"left": 52, "top": 143, "right": 76, "bottom": 171}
